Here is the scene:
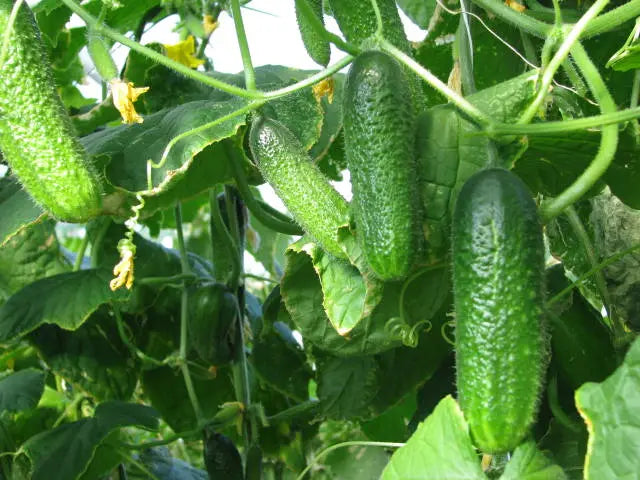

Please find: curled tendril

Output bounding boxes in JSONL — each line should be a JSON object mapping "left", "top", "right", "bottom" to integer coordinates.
{"left": 384, "top": 263, "right": 445, "bottom": 347}
{"left": 440, "top": 319, "right": 456, "bottom": 346}
{"left": 385, "top": 317, "right": 433, "bottom": 348}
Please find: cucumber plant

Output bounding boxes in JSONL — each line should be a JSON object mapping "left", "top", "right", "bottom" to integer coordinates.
{"left": 0, "top": 0, "right": 638, "bottom": 478}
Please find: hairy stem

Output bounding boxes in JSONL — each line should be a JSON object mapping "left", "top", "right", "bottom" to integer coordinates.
{"left": 175, "top": 204, "right": 203, "bottom": 423}
{"left": 230, "top": 0, "right": 256, "bottom": 91}
{"left": 518, "top": 0, "right": 610, "bottom": 124}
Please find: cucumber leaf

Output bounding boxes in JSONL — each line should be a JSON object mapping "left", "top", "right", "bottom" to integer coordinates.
{"left": 381, "top": 395, "right": 487, "bottom": 480}
{"left": 576, "top": 336, "right": 640, "bottom": 479}
{"left": 22, "top": 401, "right": 158, "bottom": 480}
{"left": 0, "top": 369, "right": 45, "bottom": 413}
{"left": 0, "top": 176, "right": 45, "bottom": 248}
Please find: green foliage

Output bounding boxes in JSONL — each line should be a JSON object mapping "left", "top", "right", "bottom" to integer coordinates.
{"left": 1, "top": 0, "right": 640, "bottom": 478}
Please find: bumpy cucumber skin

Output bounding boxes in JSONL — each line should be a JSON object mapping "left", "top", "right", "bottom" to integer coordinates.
{"left": 249, "top": 117, "right": 349, "bottom": 260}
{"left": 343, "top": 51, "right": 419, "bottom": 280}
{"left": 327, "top": 0, "right": 410, "bottom": 53}
{"left": 295, "top": 0, "right": 330, "bottom": 67}
{"left": 0, "top": 0, "right": 102, "bottom": 223}
{"left": 452, "top": 168, "right": 547, "bottom": 454}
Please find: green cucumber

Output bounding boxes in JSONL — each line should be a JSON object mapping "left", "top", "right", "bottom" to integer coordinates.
{"left": 249, "top": 116, "right": 349, "bottom": 260}
{"left": 295, "top": 0, "right": 330, "bottom": 67}
{"left": 343, "top": 50, "right": 419, "bottom": 280}
{"left": 452, "top": 168, "right": 547, "bottom": 453}
{"left": 188, "top": 282, "right": 237, "bottom": 366}
{"left": 327, "top": 0, "right": 410, "bottom": 53}
{"left": 0, "top": 0, "right": 102, "bottom": 223}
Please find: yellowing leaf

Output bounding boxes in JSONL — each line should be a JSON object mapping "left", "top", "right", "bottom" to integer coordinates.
{"left": 110, "top": 79, "right": 149, "bottom": 124}
{"left": 163, "top": 35, "right": 205, "bottom": 69}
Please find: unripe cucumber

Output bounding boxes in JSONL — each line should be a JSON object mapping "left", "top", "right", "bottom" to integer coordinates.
{"left": 249, "top": 116, "right": 349, "bottom": 260}
{"left": 0, "top": 0, "right": 102, "bottom": 222}
{"left": 295, "top": 0, "right": 330, "bottom": 67}
{"left": 452, "top": 168, "right": 547, "bottom": 453}
{"left": 343, "top": 50, "right": 419, "bottom": 280}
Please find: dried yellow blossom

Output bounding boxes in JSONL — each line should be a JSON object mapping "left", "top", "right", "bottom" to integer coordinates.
{"left": 203, "top": 15, "right": 219, "bottom": 36}
{"left": 164, "top": 35, "right": 205, "bottom": 69}
{"left": 505, "top": 0, "right": 526, "bottom": 12}
{"left": 110, "top": 239, "right": 136, "bottom": 291}
{"left": 110, "top": 79, "right": 149, "bottom": 124}
{"left": 312, "top": 77, "right": 335, "bottom": 104}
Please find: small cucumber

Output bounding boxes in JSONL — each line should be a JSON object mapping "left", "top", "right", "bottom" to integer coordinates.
{"left": 343, "top": 50, "right": 419, "bottom": 280}
{"left": 295, "top": 0, "right": 330, "bottom": 67}
{"left": 249, "top": 116, "right": 349, "bottom": 260}
{"left": 0, "top": 0, "right": 102, "bottom": 223}
{"left": 452, "top": 168, "right": 547, "bottom": 453}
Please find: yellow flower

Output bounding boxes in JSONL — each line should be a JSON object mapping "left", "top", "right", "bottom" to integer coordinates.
{"left": 110, "top": 240, "right": 135, "bottom": 291}
{"left": 203, "top": 15, "right": 219, "bottom": 36}
{"left": 164, "top": 35, "right": 205, "bottom": 69}
{"left": 110, "top": 79, "right": 149, "bottom": 124}
{"left": 505, "top": 0, "right": 526, "bottom": 12}
{"left": 312, "top": 77, "right": 335, "bottom": 104}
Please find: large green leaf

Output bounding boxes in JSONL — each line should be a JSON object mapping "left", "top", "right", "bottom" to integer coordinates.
{"left": 0, "top": 176, "right": 45, "bottom": 248}
{"left": 499, "top": 441, "right": 567, "bottom": 479}
{"left": 22, "top": 401, "right": 159, "bottom": 480}
{"left": 281, "top": 238, "right": 450, "bottom": 356}
{"left": 417, "top": 71, "right": 537, "bottom": 259}
{"left": 141, "top": 366, "right": 235, "bottom": 432}
{"left": 0, "top": 269, "right": 126, "bottom": 342}
{"left": 317, "top": 355, "right": 380, "bottom": 420}
{"left": 29, "top": 310, "right": 140, "bottom": 401}
{"left": 83, "top": 97, "right": 248, "bottom": 194}
{"left": 0, "top": 220, "right": 70, "bottom": 298}
{"left": 0, "top": 369, "right": 45, "bottom": 413}
{"left": 381, "top": 395, "right": 487, "bottom": 480}
{"left": 251, "top": 323, "right": 312, "bottom": 402}
{"left": 576, "top": 336, "right": 640, "bottom": 479}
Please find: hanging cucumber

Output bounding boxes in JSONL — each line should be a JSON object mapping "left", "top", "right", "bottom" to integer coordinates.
{"left": 452, "top": 168, "right": 547, "bottom": 453}
{"left": 295, "top": 0, "right": 330, "bottom": 67}
{"left": 249, "top": 116, "right": 349, "bottom": 260}
{"left": 343, "top": 50, "right": 419, "bottom": 280}
{"left": 0, "top": 0, "right": 102, "bottom": 223}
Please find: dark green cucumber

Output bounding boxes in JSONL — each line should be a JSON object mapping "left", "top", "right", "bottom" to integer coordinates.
{"left": 249, "top": 116, "right": 349, "bottom": 260}
{"left": 343, "top": 50, "right": 419, "bottom": 280}
{"left": 295, "top": 0, "right": 330, "bottom": 67}
{"left": 0, "top": 0, "right": 102, "bottom": 222}
{"left": 188, "top": 282, "right": 237, "bottom": 366}
{"left": 452, "top": 168, "right": 547, "bottom": 453}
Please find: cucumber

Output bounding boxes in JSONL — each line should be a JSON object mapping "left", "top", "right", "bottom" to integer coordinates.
{"left": 343, "top": 50, "right": 419, "bottom": 280}
{"left": 452, "top": 168, "right": 547, "bottom": 453}
{"left": 0, "top": 0, "right": 102, "bottom": 222}
{"left": 249, "top": 116, "right": 349, "bottom": 260}
{"left": 295, "top": 0, "right": 330, "bottom": 67}
{"left": 327, "top": 0, "right": 411, "bottom": 54}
